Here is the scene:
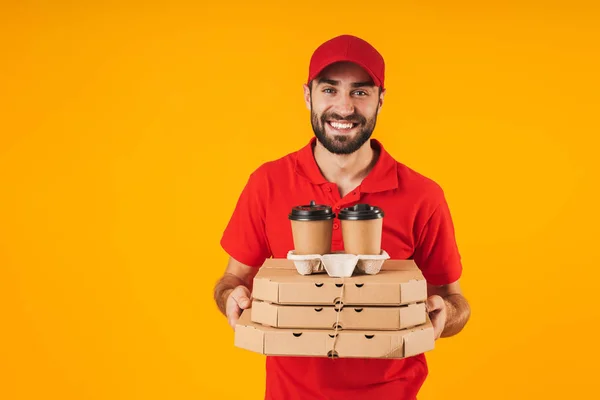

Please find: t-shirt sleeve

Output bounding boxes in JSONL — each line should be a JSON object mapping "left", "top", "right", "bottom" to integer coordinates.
{"left": 413, "top": 195, "right": 463, "bottom": 285}
{"left": 220, "top": 170, "right": 272, "bottom": 268}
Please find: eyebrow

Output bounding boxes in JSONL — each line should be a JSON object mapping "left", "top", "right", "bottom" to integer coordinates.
{"left": 317, "top": 78, "right": 375, "bottom": 88}
{"left": 351, "top": 81, "right": 375, "bottom": 88}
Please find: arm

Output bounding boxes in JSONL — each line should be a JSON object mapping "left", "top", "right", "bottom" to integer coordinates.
{"left": 213, "top": 256, "right": 260, "bottom": 329}
{"left": 426, "top": 280, "right": 471, "bottom": 339}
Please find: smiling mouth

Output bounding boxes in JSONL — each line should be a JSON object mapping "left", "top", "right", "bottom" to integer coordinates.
{"left": 327, "top": 121, "right": 359, "bottom": 131}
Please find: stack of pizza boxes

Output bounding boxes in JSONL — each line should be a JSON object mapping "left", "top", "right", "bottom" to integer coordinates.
{"left": 234, "top": 202, "right": 435, "bottom": 360}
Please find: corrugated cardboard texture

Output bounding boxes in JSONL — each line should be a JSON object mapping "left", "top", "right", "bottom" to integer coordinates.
{"left": 252, "top": 259, "right": 427, "bottom": 305}
{"left": 251, "top": 300, "right": 427, "bottom": 330}
{"left": 235, "top": 309, "right": 434, "bottom": 359}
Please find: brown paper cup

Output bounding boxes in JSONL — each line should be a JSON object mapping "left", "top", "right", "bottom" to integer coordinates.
{"left": 341, "top": 218, "right": 383, "bottom": 255}
{"left": 291, "top": 220, "right": 333, "bottom": 255}
{"left": 338, "top": 204, "right": 384, "bottom": 255}
{"left": 288, "top": 200, "right": 335, "bottom": 255}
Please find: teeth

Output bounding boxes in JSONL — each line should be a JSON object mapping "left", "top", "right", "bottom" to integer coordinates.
{"left": 330, "top": 121, "right": 354, "bottom": 129}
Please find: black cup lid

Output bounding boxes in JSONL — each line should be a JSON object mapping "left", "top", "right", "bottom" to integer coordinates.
{"left": 289, "top": 200, "right": 335, "bottom": 221}
{"left": 338, "top": 204, "right": 384, "bottom": 220}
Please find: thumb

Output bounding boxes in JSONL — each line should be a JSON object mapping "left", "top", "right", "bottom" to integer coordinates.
{"left": 426, "top": 295, "right": 444, "bottom": 313}
{"left": 231, "top": 286, "right": 252, "bottom": 309}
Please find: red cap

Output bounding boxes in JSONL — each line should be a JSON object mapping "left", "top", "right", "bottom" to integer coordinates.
{"left": 307, "top": 34, "right": 385, "bottom": 90}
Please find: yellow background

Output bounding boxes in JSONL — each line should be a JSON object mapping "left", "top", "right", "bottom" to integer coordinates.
{"left": 1, "top": 1, "right": 599, "bottom": 399}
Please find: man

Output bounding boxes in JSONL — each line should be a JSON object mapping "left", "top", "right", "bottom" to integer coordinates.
{"left": 214, "top": 34, "right": 471, "bottom": 400}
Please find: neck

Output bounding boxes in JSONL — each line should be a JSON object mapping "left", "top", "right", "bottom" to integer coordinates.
{"left": 313, "top": 139, "right": 378, "bottom": 186}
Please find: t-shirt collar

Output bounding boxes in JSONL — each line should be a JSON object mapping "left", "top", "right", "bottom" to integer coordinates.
{"left": 294, "top": 137, "right": 398, "bottom": 193}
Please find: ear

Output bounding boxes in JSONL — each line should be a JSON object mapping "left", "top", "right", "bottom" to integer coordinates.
{"left": 376, "top": 88, "right": 386, "bottom": 114}
{"left": 303, "top": 83, "right": 311, "bottom": 111}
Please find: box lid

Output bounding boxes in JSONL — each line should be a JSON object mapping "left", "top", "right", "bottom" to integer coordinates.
{"left": 252, "top": 259, "right": 427, "bottom": 305}
{"left": 235, "top": 309, "right": 434, "bottom": 359}
{"left": 251, "top": 300, "right": 427, "bottom": 330}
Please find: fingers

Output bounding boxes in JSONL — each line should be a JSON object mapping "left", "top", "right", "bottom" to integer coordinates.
{"left": 230, "top": 286, "right": 252, "bottom": 309}
{"left": 226, "top": 286, "right": 252, "bottom": 329}
{"left": 426, "top": 295, "right": 446, "bottom": 340}
{"left": 226, "top": 295, "right": 241, "bottom": 328}
{"left": 426, "top": 295, "right": 444, "bottom": 313}
{"left": 429, "top": 310, "right": 444, "bottom": 340}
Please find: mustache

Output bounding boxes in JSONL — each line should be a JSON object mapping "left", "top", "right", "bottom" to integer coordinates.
{"left": 321, "top": 112, "right": 366, "bottom": 125}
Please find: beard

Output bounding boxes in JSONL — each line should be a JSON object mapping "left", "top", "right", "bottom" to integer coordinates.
{"left": 310, "top": 105, "right": 378, "bottom": 155}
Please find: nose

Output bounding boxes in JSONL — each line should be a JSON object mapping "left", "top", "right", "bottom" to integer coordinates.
{"left": 334, "top": 93, "right": 354, "bottom": 117}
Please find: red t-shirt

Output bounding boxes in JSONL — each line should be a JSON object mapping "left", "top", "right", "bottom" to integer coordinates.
{"left": 221, "top": 138, "right": 462, "bottom": 400}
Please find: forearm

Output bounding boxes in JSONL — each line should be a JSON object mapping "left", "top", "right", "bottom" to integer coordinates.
{"left": 213, "top": 273, "right": 249, "bottom": 315}
{"left": 441, "top": 293, "right": 471, "bottom": 337}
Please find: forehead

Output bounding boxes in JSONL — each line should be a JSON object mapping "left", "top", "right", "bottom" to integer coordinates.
{"left": 316, "top": 62, "right": 372, "bottom": 84}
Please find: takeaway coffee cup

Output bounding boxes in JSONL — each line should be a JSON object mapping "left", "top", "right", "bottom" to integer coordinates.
{"left": 288, "top": 200, "right": 335, "bottom": 255}
{"left": 339, "top": 204, "right": 384, "bottom": 255}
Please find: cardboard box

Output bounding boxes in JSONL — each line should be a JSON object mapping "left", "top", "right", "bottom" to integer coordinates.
{"left": 251, "top": 300, "right": 427, "bottom": 330}
{"left": 252, "top": 259, "right": 427, "bottom": 306}
{"left": 235, "top": 309, "right": 434, "bottom": 359}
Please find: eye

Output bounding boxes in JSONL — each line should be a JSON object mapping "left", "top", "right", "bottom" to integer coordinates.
{"left": 353, "top": 90, "right": 368, "bottom": 96}
{"left": 323, "top": 87, "right": 336, "bottom": 94}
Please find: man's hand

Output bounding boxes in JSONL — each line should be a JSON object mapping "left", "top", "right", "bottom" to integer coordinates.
{"left": 426, "top": 280, "right": 471, "bottom": 339}
{"left": 426, "top": 295, "right": 447, "bottom": 340}
{"left": 225, "top": 285, "right": 252, "bottom": 329}
{"left": 214, "top": 257, "right": 260, "bottom": 328}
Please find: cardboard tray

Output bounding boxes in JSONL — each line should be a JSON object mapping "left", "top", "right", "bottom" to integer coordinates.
{"left": 235, "top": 309, "right": 434, "bottom": 359}
{"left": 251, "top": 300, "right": 427, "bottom": 330}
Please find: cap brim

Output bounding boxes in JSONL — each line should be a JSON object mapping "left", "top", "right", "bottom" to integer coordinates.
{"left": 309, "top": 57, "right": 383, "bottom": 89}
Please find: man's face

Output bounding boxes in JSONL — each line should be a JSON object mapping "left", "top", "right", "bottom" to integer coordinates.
{"left": 304, "top": 62, "right": 385, "bottom": 155}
